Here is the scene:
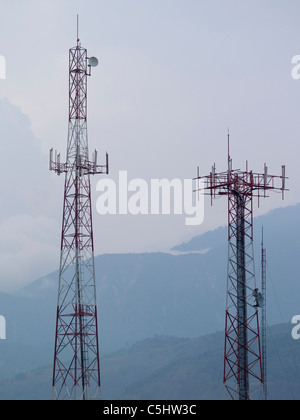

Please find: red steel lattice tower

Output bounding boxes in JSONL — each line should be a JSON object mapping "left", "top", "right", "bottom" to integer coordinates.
{"left": 50, "top": 28, "right": 108, "bottom": 400}
{"left": 195, "top": 134, "right": 287, "bottom": 400}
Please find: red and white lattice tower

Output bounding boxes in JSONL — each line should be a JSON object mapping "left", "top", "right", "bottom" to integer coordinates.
{"left": 195, "top": 134, "right": 287, "bottom": 400}
{"left": 50, "top": 28, "right": 108, "bottom": 400}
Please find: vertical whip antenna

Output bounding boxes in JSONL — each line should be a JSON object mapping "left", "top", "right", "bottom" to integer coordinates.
{"left": 77, "top": 14, "right": 79, "bottom": 44}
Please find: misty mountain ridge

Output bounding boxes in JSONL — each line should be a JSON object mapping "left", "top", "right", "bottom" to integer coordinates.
{"left": 0, "top": 202, "right": 298, "bottom": 399}
{"left": 0, "top": 202, "right": 298, "bottom": 354}
{"left": 0, "top": 323, "right": 299, "bottom": 400}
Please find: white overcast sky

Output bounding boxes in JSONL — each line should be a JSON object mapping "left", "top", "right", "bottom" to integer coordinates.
{"left": 0, "top": 0, "right": 299, "bottom": 291}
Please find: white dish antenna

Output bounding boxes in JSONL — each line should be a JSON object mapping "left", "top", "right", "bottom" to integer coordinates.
{"left": 89, "top": 57, "right": 99, "bottom": 67}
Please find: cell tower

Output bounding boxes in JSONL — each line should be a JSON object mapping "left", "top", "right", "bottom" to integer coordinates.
{"left": 50, "top": 23, "right": 109, "bottom": 400}
{"left": 195, "top": 133, "right": 287, "bottom": 400}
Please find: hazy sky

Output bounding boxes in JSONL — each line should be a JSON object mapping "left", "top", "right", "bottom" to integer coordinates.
{"left": 0, "top": 0, "right": 299, "bottom": 291}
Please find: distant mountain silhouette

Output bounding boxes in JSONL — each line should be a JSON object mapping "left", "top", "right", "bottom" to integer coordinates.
{"left": 5, "top": 202, "right": 299, "bottom": 352}
{"left": 0, "top": 323, "right": 299, "bottom": 400}
{"left": 0, "top": 203, "right": 298, "bottom": 399}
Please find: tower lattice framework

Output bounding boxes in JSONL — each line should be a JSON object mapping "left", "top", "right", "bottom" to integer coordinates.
{"left": 50, "top": 34, "right": 108, "bottom": 400}
{"left": 195, "top": 136, "right": 287, "bottom": 400}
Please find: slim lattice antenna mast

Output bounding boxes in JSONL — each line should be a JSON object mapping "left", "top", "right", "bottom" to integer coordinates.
{"left": 261, "top": 228, "right": 267, "bottom": 400}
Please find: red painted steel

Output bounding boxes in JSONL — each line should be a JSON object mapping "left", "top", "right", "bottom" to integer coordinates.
{"left": 50, "top": 36, "right": 108, "bottom": 400}
{"left": 195, "top": 140, "right": 287, "bottom": 400}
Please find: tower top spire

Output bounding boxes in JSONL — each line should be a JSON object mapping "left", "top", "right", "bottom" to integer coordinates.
{"left": 77, "top": 14, "right": 80, "bottom": 44}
